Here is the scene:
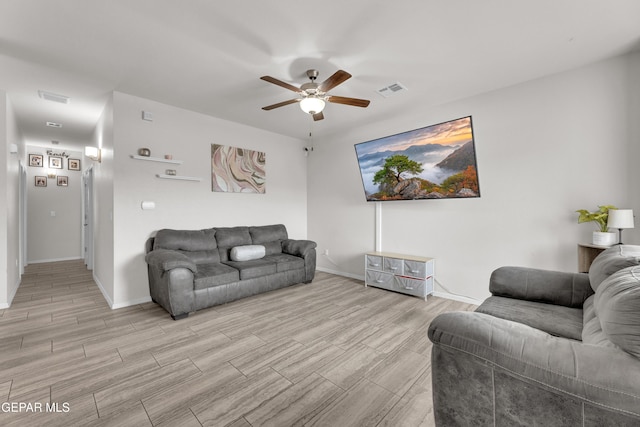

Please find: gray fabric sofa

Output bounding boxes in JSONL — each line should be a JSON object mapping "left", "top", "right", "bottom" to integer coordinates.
{"left": 145, "top": 224, "right": 317, "bottom": 319}
{"left": 428, "top": 245, "right": 640, "bottom": 426}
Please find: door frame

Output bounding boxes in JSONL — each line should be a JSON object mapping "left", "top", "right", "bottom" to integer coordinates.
{"left": 82, "top": 166, "right": 94, "bottom": 270}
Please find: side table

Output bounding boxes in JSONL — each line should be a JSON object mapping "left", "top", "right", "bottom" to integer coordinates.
{"left": 577, "top": 243, "right": 611, "bottom": 273}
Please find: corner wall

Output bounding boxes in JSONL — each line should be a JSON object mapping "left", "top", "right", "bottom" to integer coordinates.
{"left": 1, "top": 91, "right": 22, "bottom": 307}
{"left": 26, "top": 146, "right": 83, "bottom": 263}
{"left": 308, "top": 53, "right": 638, "bottom": 302}
{"left": 110, "top": 92, "right": 308, "bottom": 307}
{"left": 0, "top": 90, "right": 7, "bottom": 307}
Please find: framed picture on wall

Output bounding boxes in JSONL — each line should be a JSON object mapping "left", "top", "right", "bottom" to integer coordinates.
{"left": 49, "top": 156, "right": 63, "bottom": 169}
{"left": 57, "top": 176, "right": 68, "bottom": 187}
{"left": 29, "top": 154, "right": 44, "bottom": 167}
{"left": 68, "top": 158, "right": 81, "bottom": 171}
{"left": 35, "top": 176, "right": 47, "bottom": 187}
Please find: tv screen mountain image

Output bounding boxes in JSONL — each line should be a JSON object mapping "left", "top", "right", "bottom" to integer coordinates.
{"left": 354, "top": 116, "right": 480, "bottom": 201}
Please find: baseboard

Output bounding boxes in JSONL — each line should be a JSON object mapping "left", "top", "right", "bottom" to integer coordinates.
{"left": 112, "top": 296, "right": 152, "bottom": 310}
{"left": 0, "top": 276, "right": 23, "bottom": 309}
{"left": 316, "top": 266, "right": 364, "bottom": 281}
{"left": 92, "top": 273, "right": 114, "bottom": 308}
{"left": 28, "top": 256, "right": 83, "bottom": 264}
{"left": 432, "top": 291, "right": 484, "bottom": 306}
{"left": 92, "top": 272, "right": 153, "bottom": 310}
{"left": 316, "top": 267, "right": 484, "bottom": 305}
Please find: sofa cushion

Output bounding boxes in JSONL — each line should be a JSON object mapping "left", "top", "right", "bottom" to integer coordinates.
{"left": 194, "top": 263, "right": 240, "bottom": 290}
{"left": 476, "top": 296, "right": 583, "bottom": 340}
{"left": 589, "top": 245, "right": 640, "bottom": 292}
{"left": 223, "top": 259, "right": 277, "bottom": 280}
{"left": 595, "top": 265, "right": 640, "bottom": 358}
{"left": 230, "top": 245, "right": 265, "bottom": 261}
{"left": 215, "top": 226, "right": 252, "bottom": 248}
{"left": 153, "top": 228, "right": 220, "bottom": 263}
{"left": 264, "top": 253, "right": 305, "bottom": 272}
{"left": 249, "top": 224, "right": 288, "bottom": 244}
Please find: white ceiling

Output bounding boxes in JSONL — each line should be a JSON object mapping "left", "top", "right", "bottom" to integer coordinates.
{"left": 1, "top": 1, "right": 639, "bottom": 151}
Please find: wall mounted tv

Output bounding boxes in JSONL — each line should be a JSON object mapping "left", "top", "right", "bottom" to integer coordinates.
{"left": 354, "top": 116, "right": 480, "bottom": 202}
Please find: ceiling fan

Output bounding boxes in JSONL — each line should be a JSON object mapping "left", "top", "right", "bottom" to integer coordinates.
{"left": 260, "top": 69, "right": 370, "bottom": 121}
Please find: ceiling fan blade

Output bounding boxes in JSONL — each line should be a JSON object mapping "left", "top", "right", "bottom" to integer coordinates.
{"left": 318, "top": 70, "right": 352, "bottom": 92}
{"left": 327, "top": 96, "right": 370, "bottom": 108}
{"left": 262, "top": 99, "right": 300, "bottom": 110}
{"left": 260, "top": 76, "right": 302, "bottom": 93}
{"left": 312, "top": 111, "right": 324, "bottom": 121}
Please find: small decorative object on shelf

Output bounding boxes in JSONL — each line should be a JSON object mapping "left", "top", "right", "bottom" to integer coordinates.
{"left": 165, "top": 169, "right": 176, "bottom": 176}
{"left": 576, "top": 205, "right": 618, "bottom": 246}
{"left": 138, "top": 148, "right": 151, "bottom": 157}
{"left": 164, "top": 154, "right": 173, "bottom": 160}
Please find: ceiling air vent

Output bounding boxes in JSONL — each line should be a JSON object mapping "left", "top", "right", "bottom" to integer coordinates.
{"left": 376, "top": 82, "right": 408, "bottom": 98}
{"left": 38, "top": 90, "right": 70, "bottom": 104}
{"left": 46, "top": 121, "right": 63, "bottom": 128}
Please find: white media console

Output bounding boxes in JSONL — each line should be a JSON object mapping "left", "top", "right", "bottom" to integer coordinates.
{"left": 364, "top": 251, "right": 435, "bottom": 300}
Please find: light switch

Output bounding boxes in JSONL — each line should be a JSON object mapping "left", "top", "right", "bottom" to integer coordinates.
{"left": 50, "top": 211, "right": 56, "bottom": 217}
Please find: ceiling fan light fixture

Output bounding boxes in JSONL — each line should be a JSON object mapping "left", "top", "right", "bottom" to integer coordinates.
{"left": 299, "top": 96, "right": 325, "bottom": 115}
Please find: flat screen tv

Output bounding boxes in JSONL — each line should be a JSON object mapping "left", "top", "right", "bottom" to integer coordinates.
{"left": 354, "top": 116, "right": 480, "bottom": 201}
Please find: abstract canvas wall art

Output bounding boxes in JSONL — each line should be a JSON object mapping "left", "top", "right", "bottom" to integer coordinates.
{"left": 211, "top": 144, "right": 266, "bottom": 193}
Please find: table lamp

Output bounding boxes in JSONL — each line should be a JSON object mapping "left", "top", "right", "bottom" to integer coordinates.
{"left": 607, "top": 209, "right": 634, "bottom": 244}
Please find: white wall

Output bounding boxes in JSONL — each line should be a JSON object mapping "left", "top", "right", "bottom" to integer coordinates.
{"left": 26, "top": 146, "right": 83, "bottom": 263}
{"left": 91, "top": 95, "right": 115, "bottom": 305}
{"left": 308, "top": 53, "right": 639, "bottom": 302}
{"left": 0, "top": 90, "right": 7, "bottom": 307}
{"left": 107, "top": 92, "right": 308, "bottom": 307}
{"left": 5, "top": 95, "right": 22, "bottom": 303}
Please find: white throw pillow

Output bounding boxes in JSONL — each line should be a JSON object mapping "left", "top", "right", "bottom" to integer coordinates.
{"left": 230, "top": 245, "right": 266, "bottom": 262}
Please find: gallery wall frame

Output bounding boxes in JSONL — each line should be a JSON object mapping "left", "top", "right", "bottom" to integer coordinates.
{"left": 68, "top": 158, "right": 81, "bottom": 171}
{"left": 35, "top": 176, "right": 47, "bottom": 187}
{"left": 49, "top": 156, "right": 63, "bottom": 169}
{"left": 57, "top": 176, "right": 68, "bottom": 186}
{"left": 29, "top": 154, "right": 43, "bottom": 167}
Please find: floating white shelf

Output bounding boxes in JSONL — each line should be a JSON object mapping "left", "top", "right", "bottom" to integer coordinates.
{"left": 130, "top": 155, "right": 183, "bottom": 165}
{"left": 156, "top": 174, "right": 201, "bottom": 182}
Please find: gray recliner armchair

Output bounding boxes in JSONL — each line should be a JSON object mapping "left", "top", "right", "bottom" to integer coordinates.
{"left": 428, "top": 245, "right": 640, "bottom": 426}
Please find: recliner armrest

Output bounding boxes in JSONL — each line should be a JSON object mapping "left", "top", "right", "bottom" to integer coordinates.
{"left": 282, "top": 239, "right": 317, "bottom": 257}
{"left": 489, "top": 266, "right": 592, "bottom": 308}
{"left": 145, "top": 249, "right": 197, "bottom": 274}
{"left": 428, "top": 311, "right": 640, "bottom": 418}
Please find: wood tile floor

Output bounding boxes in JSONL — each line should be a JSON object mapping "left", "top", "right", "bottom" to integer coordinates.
{"left": 0, "top": 260, "right": 476, "bottom": 426}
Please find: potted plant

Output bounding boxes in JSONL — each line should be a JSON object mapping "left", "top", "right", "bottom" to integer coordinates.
{"left": 576, "top": 205, "right": 618, "bottom": 246}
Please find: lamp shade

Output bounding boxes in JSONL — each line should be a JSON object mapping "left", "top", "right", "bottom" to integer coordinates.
{"left": 299, "top": 96, "right": 325, "bottom": 114}
{"left": 608, "top": 209, "right": 635, "bottom": 229}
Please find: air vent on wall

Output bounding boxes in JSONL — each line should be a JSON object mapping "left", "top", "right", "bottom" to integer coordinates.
{"left": 38, "top": 90, "right": 70, "bottom": 104}
{"left": 46, "top": 121, "right": 62, "bottom": 128}
{"left": 376, "top": 82, "right": 408, "bottom": 98}
{"left": 51, "top": 140, "right": 59, "bottom": 145}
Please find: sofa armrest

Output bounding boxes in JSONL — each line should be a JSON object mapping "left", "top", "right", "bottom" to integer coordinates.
{"left": 489, "top": 266, "right": 592, "bottom": 308}
{"left": 428, "top": 311, "right": 640, "bottom": 421}
{"left": 282, "top": 239, "right": 317, "bottom": 283}
{"left": 145, "top": 249, "right": 197, "bottom": 274}
{"left": 282, "top": 239, "right": 317, "bottom": 257}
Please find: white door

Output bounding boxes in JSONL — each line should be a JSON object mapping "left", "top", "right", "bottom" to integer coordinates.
{"left": 83, "top": 167, "right": 94, "bottom": 270}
